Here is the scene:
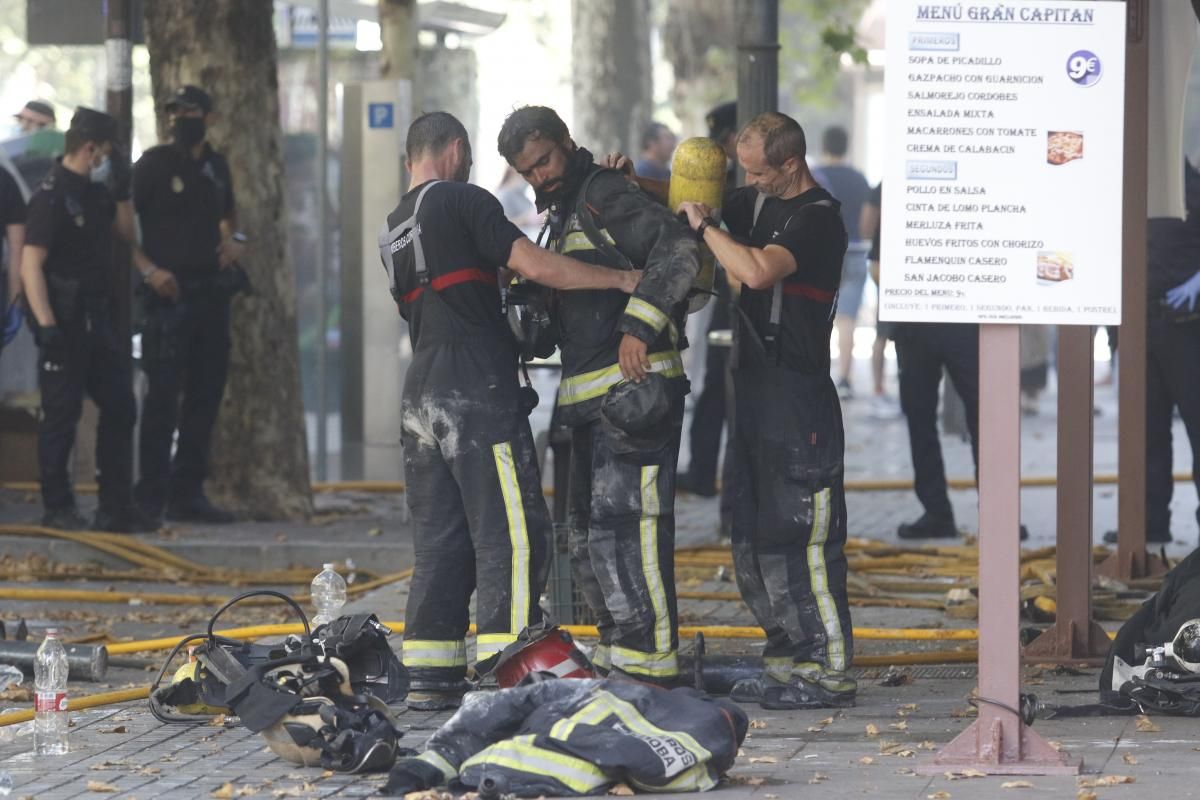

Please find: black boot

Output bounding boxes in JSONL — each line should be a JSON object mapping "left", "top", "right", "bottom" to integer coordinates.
{"left": 93, "top": 505, "right": 160, "bottom": 534}
{"left": 897, "top": 513, "right": 958, "bottom": 540}
{"left": 41, "top": 506, "right": 89, "bottom": 531}
{"left": 167, "top": 492, "right": 235, "bottom": 524}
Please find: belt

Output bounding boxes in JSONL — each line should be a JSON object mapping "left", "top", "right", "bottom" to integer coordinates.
{"left": 399, "top": 267, "right": 497, "bottom": 304}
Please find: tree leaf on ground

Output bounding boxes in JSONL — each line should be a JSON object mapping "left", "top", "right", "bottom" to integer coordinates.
{"left": 86, "top": 782, "right": 119, "bottom": 793}
{"left": 928, "top": 792, "right": 952, "bottom": 799}
{"left": 1077, "top": 791, "right": 1098, "bottom": 800}
{"left": 808, "top": 773, "right": 828, "bottom": 784}
{"left": 749, "top": 756, "right": 778, "bottom": 764}
{"left": 865, "top": 723, "right": 880, "bottom": 737}
{"left": 608, "top": 784, "right": 635, "bottom": 796}
{"left": 1078, "top": 775, "right": 1135, "bottom": 788}
{"left": 889, "top": 720, "right": 908, "bottom": 731}
{"left": 1135, "top": 715, "right": 1161, "bottom": 733}
{"left": 749, "top": 719, "right": 767, "bottom": 730}
{"left": 858, "top": 756, "right": 875, "bottom": 765}
{"left": 1002, "top": 780, "right": 1034, "bottom": 789}
{"left": 211, "top": 784, "right": 235, "bottom": 799}
{"left": 1122, "top": 753, "right": 1138, "bottom": 765}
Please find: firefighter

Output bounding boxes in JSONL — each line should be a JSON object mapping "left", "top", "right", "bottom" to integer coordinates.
{"left": 677, "top": 112, "right": 855, "bottom": 709}
{"left": 496, "top": 106, "right": 700, "bottom": 685}
{"left": 383, "top": 112, "right": 641, "bottom": 711}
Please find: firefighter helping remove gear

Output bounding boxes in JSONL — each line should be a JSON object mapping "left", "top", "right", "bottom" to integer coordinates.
{"left": 382, "top": 678, "right": 749, "bottom": 797}
{"left": 381, "top": 113, "right": 641, "bottom": 711}
{"left": 497, "top": 106, "right": 701, "bottom": 685}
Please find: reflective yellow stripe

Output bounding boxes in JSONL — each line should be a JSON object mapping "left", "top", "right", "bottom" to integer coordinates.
{"left": 625, "top": 297, "right": 670, "bottom": 333}
{"left": 492, "top": 441, "right": 531, "bottom": 635}
{"left": 417, "top": 749, "right": 458, "bottom": 781}
{"left": 402, "top": 639, "right": 467, "bottom": 667}
{"left": 591, "top": 643, "right": 611, "bottom": 672}
{"left": 806, "top": 488, "right": 847, "bottom": 672}
{"left": 632, "top": 762, "right": 716, "bottom": 793}
{"left": 476, "top": 632, "right": 519, "bottom": 661}
{"left": 549, "top": 717, "right": 577, "bottom": 741}
{"left": 610, "top": 645, "right": 678, "bottom": 677}
{"left": 557, "top": 351, "right": 684, "bottom": 406}
{"left": 763, "top": 656, "right": 793, "bottom": 683}
{"left": 572, "top": 692, "right": 713, "bottom": 778}
{"left": 462, "top": 736, "right": 607, "bottom": 794}
{"left": 639, "top": 466, "right": 672, "bottom": 654}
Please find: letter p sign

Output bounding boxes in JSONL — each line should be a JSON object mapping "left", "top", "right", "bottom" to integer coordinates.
{"left": 368, "top": 103, "right": 394, "bottom": 129}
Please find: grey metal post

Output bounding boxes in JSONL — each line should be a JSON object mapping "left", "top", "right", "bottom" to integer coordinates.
{"left": 105, "top": 0, "right": 134, "bottom": 356}
{"left": 316, "top": 0, "right": 330, "bottom": 481}
{"left": 736, "top": 0, "right": 779, "bottom": 131}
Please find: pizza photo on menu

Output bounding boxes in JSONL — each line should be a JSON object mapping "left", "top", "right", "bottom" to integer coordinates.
{"left": 1037, "top": 251, "right": 1075, "bottom": 283}
{"left": 1047, "top": 131, "right": 1084, "bottom": 165}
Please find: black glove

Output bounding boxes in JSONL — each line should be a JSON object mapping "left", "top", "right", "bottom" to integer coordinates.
{"left": 35, "top": 325, "right": 68, "bottom": 369}
{"left": 382, "top": 757, "right": 444, "bottom": 796}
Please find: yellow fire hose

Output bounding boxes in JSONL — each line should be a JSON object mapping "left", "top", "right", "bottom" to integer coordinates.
{"left": 2, "top": 473, "right": 1195, "bottom": 496}
{"left": 0, "top": 687, "right": 150, "bottom": 727}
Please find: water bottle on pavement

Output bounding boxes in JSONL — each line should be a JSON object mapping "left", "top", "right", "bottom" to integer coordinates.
{"left": 310, "top": 563, "right": 347, "bottom": 629}
{"left": 34, "top": 629, "right": 69, "bottom": 756}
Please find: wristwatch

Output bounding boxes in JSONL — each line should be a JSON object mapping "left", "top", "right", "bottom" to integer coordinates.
{"left": 697, "top": 216, "right": 717, "bottom": 238}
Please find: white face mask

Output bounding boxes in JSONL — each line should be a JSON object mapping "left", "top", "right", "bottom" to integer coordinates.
{"left": 90, "top": 155, "right": 112, "bottom": 184}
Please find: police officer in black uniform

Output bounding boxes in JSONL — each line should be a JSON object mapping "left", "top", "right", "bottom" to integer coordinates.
{"left": 20, "top": 108, "right": 157, "bottom": 532}
{"left": 679, "top": 112, "right": 855, "bottom": 709}
{"left": 133, "top": 86, "right": 243, "bottom": 524}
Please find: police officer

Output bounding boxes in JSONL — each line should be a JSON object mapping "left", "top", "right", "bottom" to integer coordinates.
{"left": 678, "top": 111, "right": 855, "bottom": 709}
{"left": 498, "top": 105, "right": 700, "bottom": 685}
{"left": 386, "top": 112, "right": 640, "bottom": 710}
{"left": 132, "top": 86, "right": 243, "bottom": 524}
{"left": 20, "top": 108, "right": 157, "bottom": 532}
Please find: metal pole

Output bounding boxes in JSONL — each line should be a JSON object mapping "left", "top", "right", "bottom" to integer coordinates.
{"left": 105, "top": 0, "right": 134, "bottom": 357}
{"left": 736, "top": 0, "right": 778, "bottom": 184}
{"left": 1102, "top": 0, "right": 1150, "bottom": 580}
{"left": 315, "top": 0, "right": 330, "bottom": 482}
{"left": 0, "top": 640, "right": 108, "bottom": 682}
{"left": 921, "top": 326, "right": 1077, "bottom": 775}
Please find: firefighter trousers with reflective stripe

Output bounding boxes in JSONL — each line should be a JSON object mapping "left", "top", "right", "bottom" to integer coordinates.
{"left": 400, "top": 345, "right": 552, "bottom": 687}
{"left": 729, "top": 367, "right": 854, "bottom": 675}
{"left": 566, "top": 406, "right": 683, "bottom": 681}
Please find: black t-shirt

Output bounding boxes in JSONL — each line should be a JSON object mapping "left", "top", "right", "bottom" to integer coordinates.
{"left": 0, "top": 167, "right": 25, "bottom": 227}
{"left": 384, "top": 180, "right": 524, "bottom": 351}
{"left": 723, "top": 185, "right": 847, "bottom": 373}
{"left": 24, "top": 163, "right": 115, "bottom": 296}
{"left": 133, "top": 143, "right": 234, "bottom": 277}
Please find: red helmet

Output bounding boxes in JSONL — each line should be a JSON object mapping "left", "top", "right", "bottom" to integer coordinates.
{"left": 493, "top": 627, "right": 594, "bottom": 688}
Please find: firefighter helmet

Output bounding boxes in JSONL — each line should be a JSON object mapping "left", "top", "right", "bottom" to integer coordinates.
{"left": 491, "top": 625, "right": 594, "bottom": 688}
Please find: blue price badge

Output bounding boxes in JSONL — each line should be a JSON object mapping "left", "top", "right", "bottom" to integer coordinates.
{"left": 368, "top": 102, "right": 394, "bottom": 129}
{"left": 1066, "top": 50, "right": 1101, "bottom": 86}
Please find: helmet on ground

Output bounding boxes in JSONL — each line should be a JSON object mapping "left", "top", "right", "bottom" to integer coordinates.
{"left": 491, "top": 625, "right": 594, "bottom": 688}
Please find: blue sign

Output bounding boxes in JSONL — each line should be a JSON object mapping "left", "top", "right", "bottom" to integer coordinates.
{"left": 1066, "top": 50, "right": 1102, "bottom": 87}
{"left": 368, "top": 103, "right": 394, "bottom": 129}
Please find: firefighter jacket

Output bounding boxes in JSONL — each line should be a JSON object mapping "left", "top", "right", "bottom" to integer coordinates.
{"left": 547, "top": 148, "right": 700, "bottom": 427}
{"left": 404, "top": 679, "right": 748, "bottom": 796}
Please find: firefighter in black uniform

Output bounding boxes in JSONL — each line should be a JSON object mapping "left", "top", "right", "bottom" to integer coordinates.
{"left": 20, "top": 108, "right": 158, "bottom": 532}
{"left": 497, "top": 106, "right": 700, "bottom": 685}
{"left": 678, "top": 112, "right": 855, "bottom": 709}
{"left": 133, "top": 86, "right": 242, "bottom": 524}
{"left": 384, "top": 112, "right": 641, "bottom": 710}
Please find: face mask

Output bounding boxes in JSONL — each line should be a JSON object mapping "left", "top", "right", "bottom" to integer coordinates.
{"left": 90, "top": 155, "right": 112, "bottom": 184}
{"left": 172, "top": 116, "right": 206, "bottom": 148}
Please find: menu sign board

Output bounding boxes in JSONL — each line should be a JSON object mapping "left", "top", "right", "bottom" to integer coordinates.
{"left": 880, "top": 1, "right": 1125, "bottom": 325}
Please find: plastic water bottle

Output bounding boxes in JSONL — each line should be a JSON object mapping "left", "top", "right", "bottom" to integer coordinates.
{"left": 34, "top": 629, "right": 68, "bottom": 755}
{"left": 310, "top": 563, "right": 347, "bottom": 629}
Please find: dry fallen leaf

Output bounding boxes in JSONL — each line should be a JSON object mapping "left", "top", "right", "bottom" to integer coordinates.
{"left": 102, "top": 725, "right": 127, "bottom": 734}
{"left": 808, "top": 773, "right": 828, "bottom": 785}
{"left": 1078, "top": 775, "right": 1136, "bottom": 788}
{"left": 928, "top": 792, "right": 952, "bottom": 800}
{"left": 890, "top": 720, "right": 909, "bottom": 731}
{"left": 725, "top": 775, "right": 765, "bottom": 787}
{"left": 945, "top": 769, "right": 987, "bottom": 780}
{"left": 749, "top": 756, "right": 778, "bottom": 764}
{"left": 608, "top": 784, "right": 635, "bottom": 796}
{"left": 897, "top": 703, "right": 920, "bottom": 716}
{"left": 1135, "top": 715, "right": 1161, "bottom": 733}
{"left": 749, "top": 719, "right": 768, "bottom": 730}
{"left": 208, "top": 713, "right": 228, "bottom": 727}
{"left": 818, "top": 716, "right": 835, "bottom": 725}
{"left": 211, "top": 784, "right": 235, "bottom": 799}
{"left": 1122, "top": 753, "right": 1138, "bottom": 765}
{"left": 918, "top": 740, "right": 938, "bottom": 751}
{"left": 764, "top": 795, "right": 778, "bottom": 799}
{"left": 896, "top": 767, "right": 917, "bottom": 776}
{"left": 1049, "top": 741, "right": 1064, "bottom": 751}
{"left": 807, "top": 725, "right": 826, "bottom": 733}
{"left": 1077, "top": 791, "right": 1098, "bottom": 800}
{"left": 137, "top": 767, "right": 161, "bottom": 777}
{"left": 858, "top": 756, "right": 875, "bottom": 765}
{"left": 1002, "top": 780, "right": 1035, "bottom": 789}
{"left": 865, "top": 723, "right": 881, "bottom": 737}
{"left": 87, "top": 783, "right": 119, "bottom": 794}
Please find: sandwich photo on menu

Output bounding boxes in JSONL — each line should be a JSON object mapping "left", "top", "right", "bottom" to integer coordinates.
{"left": 1037, "top": 251, "right": 1075, "bottom": 283}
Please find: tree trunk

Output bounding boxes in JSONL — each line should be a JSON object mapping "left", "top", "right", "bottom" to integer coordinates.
{"left": 663, "top": 0, "right": 737, "bottom": 135}
{"left": 144, "top": 0, "right": 312, "bottom": 520}
{"left": 571, "top": 0, "right": 653, "bottom": 156}
{"left": 378, "top": 0, "right": 418, "bottom": 81}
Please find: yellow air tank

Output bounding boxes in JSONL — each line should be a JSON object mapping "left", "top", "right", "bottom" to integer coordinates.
{"left": 668, "top": 137, "right": 727, "bottom": 312}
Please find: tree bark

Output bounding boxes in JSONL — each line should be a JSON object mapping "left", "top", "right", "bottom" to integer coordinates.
{"left": 663, "top": 0, "right": 737, "bottom": 133}
{"left": 571, "top": 0, "right": 653, "bottom": 156}
{"left": 378, "top": 0, "right": 419, "bottom": 81}
{"left": 144, "top": 0, "right": 312, "bottom": 520}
